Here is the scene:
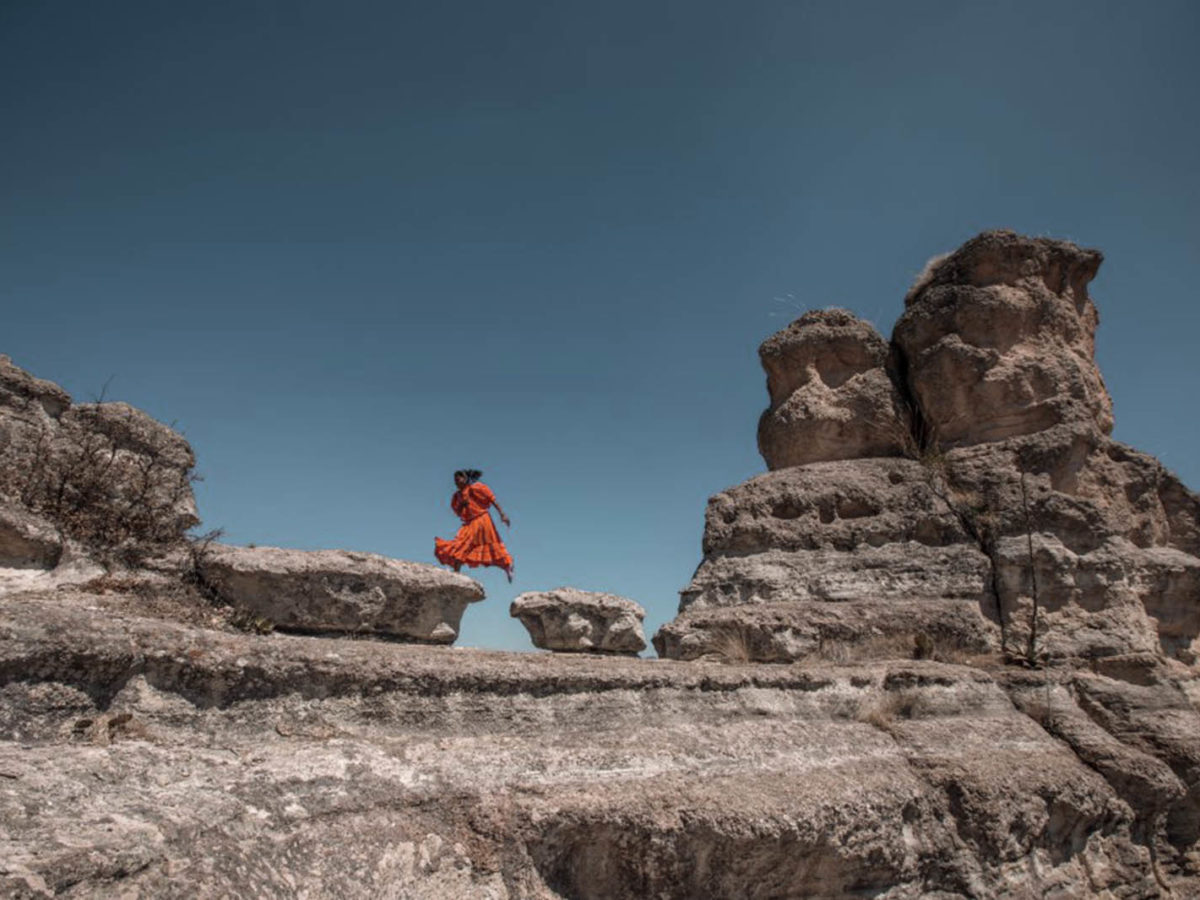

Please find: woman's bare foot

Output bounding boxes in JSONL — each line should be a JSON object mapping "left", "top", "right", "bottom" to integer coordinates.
{"left": 505, "top": 565, "right": 514, "bottom": 583}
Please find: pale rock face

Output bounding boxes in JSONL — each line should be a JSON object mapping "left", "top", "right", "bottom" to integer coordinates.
{"left": 1, "top": 588, "right": 1192, "bottom": 898}
{"left": 757, "top": 309, "right": 909, "bottom": 469}
{"left": 511, "top": 587, "right": 646, "bottom": 654}
{"left": 667, "top": 459, "right": 999, "bottom": 663}
{"left": 198, "top": 544, "right": 485, "bottom": 643}
{"left": 938, "top": 436, "right": 1200, "bottom": 663}
{"left": 661, "top": 230, "right": 1200, "bottom": 673}
{"left": 893, "top": 230, "right": 1113, "bottom": 447}
{"left": 652, "top": 598, "right": 998, "bottom": 663}
{"left": 0, "top": 502, "right": 61, "bottom": 568}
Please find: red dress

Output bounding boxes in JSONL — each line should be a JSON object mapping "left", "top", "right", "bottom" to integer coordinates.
{"left": 434, "top": 482, "right": 513, "bottom": 571}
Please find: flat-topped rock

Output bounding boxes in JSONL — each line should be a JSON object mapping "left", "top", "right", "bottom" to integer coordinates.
{"left": 198, "top": 544, "right": 484, "bottom": 643}
{"left": 510, "top": 587, "right": 646, "bottom": 654}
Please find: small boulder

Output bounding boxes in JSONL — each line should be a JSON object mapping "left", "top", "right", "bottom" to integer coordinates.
{"left": 510, "top": 587, "right": 647, "bottom": 655}
{"left": 757, "top": 310, "right": 909, "bottom": 469}
{"left": 198, "top": 544, "right": 485, "bottom": 643}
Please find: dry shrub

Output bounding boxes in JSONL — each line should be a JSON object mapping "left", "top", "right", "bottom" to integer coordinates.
{"left": 701, "top": 626, "right": 754, "bottom": 664}
{"left": 0, "top": 401, "right": 197, "bottom": 567}
{"left": 905, "top": 251, "right": 951, "bottom": 303}
{"left": 815, "top": 633, "right": 918, "bottom": 665}
{"left": 856, "top": 688, "right": 922, "bottom": 732}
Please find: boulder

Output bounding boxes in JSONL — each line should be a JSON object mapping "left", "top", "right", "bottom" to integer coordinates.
{"left": 510, "top": 587, "right": 646, "bottom": 654}
{"left": 757, "top": 309, "right": 909, "bottom": 469}
{"left": 893, "top": 230, "right": 1113, "bottom": 447}
{"left": 198, "top": 544, "right": 484, "bottom": 643}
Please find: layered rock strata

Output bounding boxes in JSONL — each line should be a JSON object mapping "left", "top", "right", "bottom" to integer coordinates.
{"left": 511, "top": 587, "right": 647, "bottom": 654}
{"left": 661, "top": 230, "right": 1200, "bottom": 668}
{"left": 1, "top": 587, "right": 1193, "bottom": 898}
{"left": 652, "top": 229, "right": 1200, "bottom": 886}
{"left": 198, "top": 544, "right": 485, "bottom": 643}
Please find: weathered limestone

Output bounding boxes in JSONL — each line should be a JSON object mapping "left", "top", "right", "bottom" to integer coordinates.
{"left": 893, "top": 229, "right": 1113, "bottom": 447}
{"left": 510, "top": 587, "right": 646, "bottom": 654}
{"left": 2, "top": 230, "right": 1199, "bottom": 896}
{"left": 0, "top": 588, "right": 1190, "bottom": 897}
{"left": 198, "top": 544, "right": 485, "bottom": 643}
{"left": 662, "top": 230, "right": 1200, "bottom": 668}
{"left": 0, "top": 502, "right": 61, "bottom": 569}
{"left": 652, "top": 598, "right": 998, "bottom": 663}
{"left": 757, "top": 309, "right": 909, "bottom": 469}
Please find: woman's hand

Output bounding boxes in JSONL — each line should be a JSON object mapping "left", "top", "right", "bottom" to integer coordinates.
{"left": 501, "top": 513, "right": 511, "bottom": 528}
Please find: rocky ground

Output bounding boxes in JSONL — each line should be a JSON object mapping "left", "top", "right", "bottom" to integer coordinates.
{"left": 3, "top": 586, "right": 1196, "bottom": 899}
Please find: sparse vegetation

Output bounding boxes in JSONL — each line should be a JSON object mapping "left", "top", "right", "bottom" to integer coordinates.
{"left": 229, "top": 607, "right": 274, "bottom": 635}
{"left": 0, "top": 392, "right": 198, "bottom": 569}
{"left": 905, "top": 251, "right": 951, "bottom": 303}
{"left": 702, "top": 626, "right": 754, "bottom": 663}
{"left": 856, "top": 688, "right": 922, "bottom": 732}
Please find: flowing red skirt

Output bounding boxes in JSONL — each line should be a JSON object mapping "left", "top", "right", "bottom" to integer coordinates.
{"left": 435, "top": 513, "right": 512, "bottom": 570}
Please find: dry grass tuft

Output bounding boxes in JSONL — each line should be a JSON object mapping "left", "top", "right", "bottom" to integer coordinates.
{"left": 905, "top": 251, "right": 951, "bottom": 303}
{"left": 701, "top": 626, "right": 754, "bottom": 664}
{"left": 856, "top": 689, "right": 922, "bottom": 732}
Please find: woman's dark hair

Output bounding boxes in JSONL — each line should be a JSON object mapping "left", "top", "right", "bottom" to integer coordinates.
{"left": 454, "top": 469, "right": 483, "bottom": 483}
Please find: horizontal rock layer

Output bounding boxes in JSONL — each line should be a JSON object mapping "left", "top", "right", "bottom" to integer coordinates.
{"left": 198, "top": 544, "right": 485, "bottom": 644}
{"left": 2, "top": 589, "right": 1198, "bottom": 897}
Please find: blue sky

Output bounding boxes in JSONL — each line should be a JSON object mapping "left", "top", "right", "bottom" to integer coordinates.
{"left": 3, "top": 1, "right": 1197, "bottom": 651}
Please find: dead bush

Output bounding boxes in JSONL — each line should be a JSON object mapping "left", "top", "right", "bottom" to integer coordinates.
{"left": 0, "top": 397, "right": 198, "bottom": 568}
{"left": 700, "top": 626, "right": 754, "bottom": 664}
{"left": 856, "top": 688, "right": 922, "bottom": 732}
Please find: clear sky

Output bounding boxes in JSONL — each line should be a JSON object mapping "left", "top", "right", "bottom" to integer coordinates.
{"left": 3, "top": 1, "right": 1197, "bottom": 651}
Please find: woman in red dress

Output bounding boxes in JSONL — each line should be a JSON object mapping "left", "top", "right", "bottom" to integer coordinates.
{"left": 434, "top": 469, "right": 514, "bottom": 582}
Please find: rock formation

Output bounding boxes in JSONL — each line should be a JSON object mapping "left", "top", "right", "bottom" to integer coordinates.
{"left": 198, "top": 544, "right": 485, "bottom": 643}
{"left": 2, "top": 231, "right": 1198, "bottom": 896}
{"left": 660, "top": 230, "right": 1200, "bottom": 669}
{"left": 510, "top": 587, "right": 647, "bottom": 654}
{"left": 894, "top": 230, "right": 1113, "bottom": 446}
{"left": 653, "top": 229, "right": 1200, "bottom": 889}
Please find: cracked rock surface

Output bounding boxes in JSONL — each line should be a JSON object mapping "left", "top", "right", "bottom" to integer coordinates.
{"left": 2, "top": 588, "right": 1195, "bottom": 898}
{"left": 197, "top": 543, "right": 485, "bottom": 643}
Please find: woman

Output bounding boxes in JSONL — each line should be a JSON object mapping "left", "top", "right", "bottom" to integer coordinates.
{"left": 434, "top": 469, "right": 514, "bottom": 582}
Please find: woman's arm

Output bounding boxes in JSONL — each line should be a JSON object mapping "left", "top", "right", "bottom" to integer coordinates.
{"left": 490, "top": 497, "right": 511, "bottom": 528}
